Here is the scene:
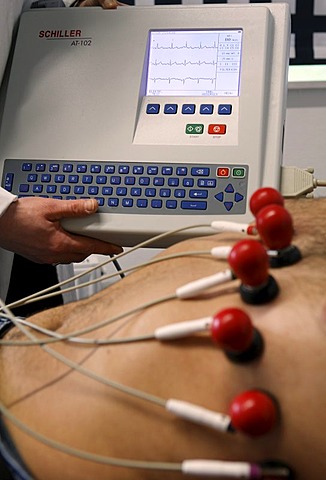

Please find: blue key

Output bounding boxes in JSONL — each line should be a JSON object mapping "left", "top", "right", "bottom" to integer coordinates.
{"left": 181, "top": 201, "right": 207, "bottom": 210}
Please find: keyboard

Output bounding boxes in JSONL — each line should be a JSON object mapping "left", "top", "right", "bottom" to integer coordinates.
{"left": 2, "top": 159, "right": 249, "bottom": 216}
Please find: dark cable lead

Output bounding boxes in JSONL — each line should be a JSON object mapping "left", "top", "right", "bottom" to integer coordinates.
{"left": 258, "top": 460, "right": 296, "bottom": 479}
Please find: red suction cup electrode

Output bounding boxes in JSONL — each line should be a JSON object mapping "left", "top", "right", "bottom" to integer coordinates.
{"left": 256, "top": 204, "right": 294, "bottom": 251}
{"left": 211, "top": 308, "right": 254, "bottom": 351}
{"left": 228, "top": 239, "right": 279, "bottom": 304}
{"left": 228, "top": 239, "right": 269, "bottom": 287}
{"left": 229, "top": 389, "right": 278, "bottom": 437}
{"left": 250, "top": 187, "right": 284, "bottom": 217}
{"left": 211, "top": 307, "right": 264, "bottom": 363}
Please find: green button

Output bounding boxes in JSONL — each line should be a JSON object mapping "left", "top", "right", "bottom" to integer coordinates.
{"left": 232, "top": 167, "right": 246, "bottom": 178}
{"left": 186, "top": 124, "right": 204, "bottom": 135}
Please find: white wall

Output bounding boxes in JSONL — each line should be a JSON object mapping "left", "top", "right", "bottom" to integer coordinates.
{"left": 283, "top": 68, "right": 326, "bottom": 197}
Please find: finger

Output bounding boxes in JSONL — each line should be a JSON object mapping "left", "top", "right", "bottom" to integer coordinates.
{"left": 52, "top": 248, "right": 120, "bottom": 265}
{"left": 47, "top": 199, "right": 99, "bottom": 222}
{"left": 44, "top": 240, "right": 123, "bottom": 264}
{"left": 23, "top": 239, "right": 122, "bottom": 264}
{"left": 77, "top": 0, "right": 99, "bottom": 6}
{"left": 60, "top": 231, "right": 123, "bottom": 256}
{"left": 101, "top": 0, "right": 120, "bottom": 7}
{"left": 79, "top": 237, "right": 124, "bottom": 256}
{"left": 79, "top": 0, "right": 120, "bottom": 7}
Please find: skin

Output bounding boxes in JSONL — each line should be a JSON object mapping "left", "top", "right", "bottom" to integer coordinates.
{"left": 0, "top": 198, "right": 325, "bottom": 480}
{"left": 0, "top": 197, "right": 122, "bottom": 264}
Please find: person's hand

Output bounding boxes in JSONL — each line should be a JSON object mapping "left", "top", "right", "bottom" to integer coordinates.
{"left": 0, "top": 197, "right": 122, "bottom": 264}
{"left": 77, "top": 0, "right": 126, "bottom": 8}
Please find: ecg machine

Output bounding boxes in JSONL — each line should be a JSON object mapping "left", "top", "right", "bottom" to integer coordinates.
{"left": 0, "top": 3, "right": 290, "bottom": 247}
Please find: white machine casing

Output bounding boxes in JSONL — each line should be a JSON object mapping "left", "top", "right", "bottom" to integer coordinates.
{"left": 0, "top": 4, "right": 290, "bottom": 247}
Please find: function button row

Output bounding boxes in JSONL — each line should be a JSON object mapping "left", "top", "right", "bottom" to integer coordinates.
{"left": 146, "top": 103, "right": 232, "bottom": 115}
{"left": 20, "top": 163, "right": 211, "bottom": 177}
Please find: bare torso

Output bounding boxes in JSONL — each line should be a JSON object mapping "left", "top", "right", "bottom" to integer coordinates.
{"left": 1, "top": 199, "right": 326, "bottom": 480}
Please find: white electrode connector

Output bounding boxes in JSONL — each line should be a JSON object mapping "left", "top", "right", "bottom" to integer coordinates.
{"left": 166, "top": 399, "right": 231, "bottom": 432}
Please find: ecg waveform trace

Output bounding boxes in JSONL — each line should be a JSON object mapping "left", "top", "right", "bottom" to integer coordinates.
{"left": 146, "top": 30, "right": 242, "bottom": 97}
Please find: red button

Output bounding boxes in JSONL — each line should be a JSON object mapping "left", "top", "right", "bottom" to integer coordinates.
{"left": 208, "top": 124, "right": 226, "bottom": 135}
{"left": 217, "top": 167, "right": 230, "bottom": 177}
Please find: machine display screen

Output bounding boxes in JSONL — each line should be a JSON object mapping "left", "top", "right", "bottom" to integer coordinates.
{"left": 146, "top": 29, "right": 243, "bottom": 97}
